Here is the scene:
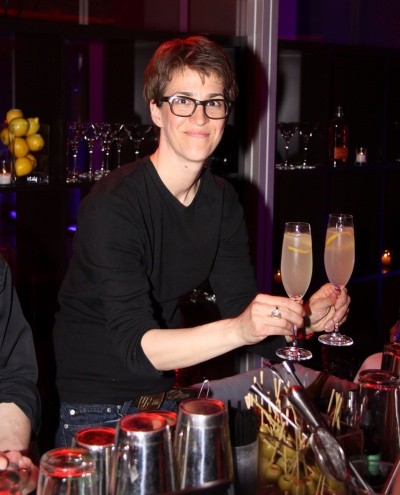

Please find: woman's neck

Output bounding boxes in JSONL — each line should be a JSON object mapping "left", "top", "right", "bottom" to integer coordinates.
{"left": 150, "top": 151, "right": 203, "bottom": 206}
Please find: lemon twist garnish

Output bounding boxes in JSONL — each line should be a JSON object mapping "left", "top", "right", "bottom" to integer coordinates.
{"left": 325, "top": 233, "right": 340, "bottom": 246}
{"left": 288, "top": 245, "right": 311, "bottom": 254}
{"left": 325, "top": 231, "right": 353, "bottom": 247}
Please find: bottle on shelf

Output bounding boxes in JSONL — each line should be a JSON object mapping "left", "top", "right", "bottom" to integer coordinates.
{"left": 328, "top": 105, "right": 349, "bottom": 167}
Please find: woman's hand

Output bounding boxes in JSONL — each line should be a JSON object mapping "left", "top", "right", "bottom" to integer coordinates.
{"left": 234, "top": 293, "right": 305, "bottom": 345}
{"left": 0, "top": 451, "right": 38, "bottom": 495}
{"left": 304, "top": 283, "right": 350, "bottom": 334}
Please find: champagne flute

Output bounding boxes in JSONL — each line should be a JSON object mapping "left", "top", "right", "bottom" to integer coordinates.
{"left": 276, "top": 222, "right": 313, "bottom": 361}
{"left": 318, "top": 213, "right": 355, "bottom": 346}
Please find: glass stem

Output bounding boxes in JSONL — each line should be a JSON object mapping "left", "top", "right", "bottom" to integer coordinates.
{"left": 284, "top": 140, "right": 290, "bottom": 166}
{"left": 303, "top": 138, "right": 309, "bottom": 167}
{"left": 331, "top": 284, "right": 342, "bottom": 334}
{"left": 88, "top": 149, "right": 93, "bottom": 175}
{"left": 292, "top": 325, "right": 298, "bottom": 348}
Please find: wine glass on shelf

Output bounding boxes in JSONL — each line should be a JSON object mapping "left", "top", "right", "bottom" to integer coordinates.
{"left": 111, "top": 123, "right": 129, "bottom": 168}
{"left": 276, "top": 122, "right": 299, "bottom": 170}
{"left": 94, "top": 122, "right": 113, "bottom": 180}
{"left": 79, "top": 123, "right": 98, "bottom": 181}
{"left": 318, "top": 213, "right": 355, "bottom": 346}
{"left": 66, "top": 121, "right": 84, "bottom": 183}
{"left": 298, "top": 122, "right": 319, "bottom": 169}
{"left": 126, "top": 123, "right": 153, "bottom": 160}
{"left": 276, "top": 221, "right": 313, "bottom": 361}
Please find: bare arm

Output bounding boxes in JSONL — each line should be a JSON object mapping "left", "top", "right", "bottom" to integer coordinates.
{"left": 0, "top": 402, "right": 31, "bottom": 452}
{"left": 0, "top": 403, "right": 37, "bottom": 495}
{"left": 142, "top": 293, "right": 303, "bottom": 370}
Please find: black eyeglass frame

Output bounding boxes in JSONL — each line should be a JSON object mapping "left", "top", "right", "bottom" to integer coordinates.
{"left": 158, "top": 95, "right": 232, "bottom": 119}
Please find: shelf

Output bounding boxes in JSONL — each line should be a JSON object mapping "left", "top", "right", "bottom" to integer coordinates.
{"left": 274, "top": 40, "right": 400, "bottom": 370}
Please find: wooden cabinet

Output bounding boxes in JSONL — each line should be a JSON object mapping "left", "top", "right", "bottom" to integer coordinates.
{"left": 273, "top": 41, "right": 400, "bottom": 376}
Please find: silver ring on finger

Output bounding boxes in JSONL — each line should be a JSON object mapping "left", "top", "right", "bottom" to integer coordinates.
{"left": 271, "top": 306, "right": 282, "bottom": 319}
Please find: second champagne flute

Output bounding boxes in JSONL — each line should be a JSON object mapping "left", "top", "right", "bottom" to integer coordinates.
{"left": 318, "top": 213, "right": 355, "bottom": 346}
{"left": 276, "top": 221, "right": 313, "bottom": 361}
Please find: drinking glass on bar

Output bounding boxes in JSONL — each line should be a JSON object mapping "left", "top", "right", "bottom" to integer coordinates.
{"left": 276, "top": 221, "right": 313, "bottom": 361}
{"left": 318, "top": 213, "right": 355, "bottom": 346}
{"left": 37, "top": 447, "right": 96, "bottom": 495}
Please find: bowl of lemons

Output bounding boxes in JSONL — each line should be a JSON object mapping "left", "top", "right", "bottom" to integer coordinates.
{"left": 0, "top": 108, "right": 49, "bottom": 184}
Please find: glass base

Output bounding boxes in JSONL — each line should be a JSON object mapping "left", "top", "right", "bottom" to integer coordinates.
{"left": 318, "top": 332, "right": 353, "bottom": 346}
{"left": 275, "top": 162, "right": 296, "bottom": 171}
{"left": 79, "top": 172, "right": 96, "bottom": 182}
{"left": 65, "top": 173, "right": 80, "bottom": 184}
{"left": 276, "top": 345, "right": 312, "bottom": 361}
{"left": 297, "top": 163, "right": 317, "bottom": 170}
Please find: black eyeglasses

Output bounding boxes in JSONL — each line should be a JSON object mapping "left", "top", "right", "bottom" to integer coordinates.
{"left": 158, "top": 95, "right": 231, "bottom": 119}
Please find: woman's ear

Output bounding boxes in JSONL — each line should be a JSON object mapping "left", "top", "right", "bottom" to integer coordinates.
{"left": 149, "top": 100, "right": 163, "bottom": 128}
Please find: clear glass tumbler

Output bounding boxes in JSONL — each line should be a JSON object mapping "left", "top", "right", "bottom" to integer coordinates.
{"left": 37, "top": 447, "right": 95, "bottom": 495}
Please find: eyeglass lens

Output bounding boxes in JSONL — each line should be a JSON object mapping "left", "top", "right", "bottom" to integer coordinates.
{"left": 168, "top": 97, "right": 228, "bottom": 119}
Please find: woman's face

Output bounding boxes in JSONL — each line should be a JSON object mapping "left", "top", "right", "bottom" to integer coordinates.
{"left": 150, "top": 67, "right": 226, "bottom": 168}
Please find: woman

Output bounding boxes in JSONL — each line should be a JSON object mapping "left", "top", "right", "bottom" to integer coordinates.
{"left": 53, "top": 35, "right": 350, "bottom": 447}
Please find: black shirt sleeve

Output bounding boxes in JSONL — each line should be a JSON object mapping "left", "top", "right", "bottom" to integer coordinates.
{"left": 0, "top": 255, "right": 41, "bottom": 435}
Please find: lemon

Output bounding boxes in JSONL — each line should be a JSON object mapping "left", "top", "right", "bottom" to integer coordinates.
{"left": 26, "top": 117, "right": 40, "bottom": 136}
{"left": 0, "top": 127, "right": 13, "bottom": 146}
{"left": 6, "top": 108, "right": 23, "bottom": 124}
{"left": 288, "top": 245, "right": 311, "bottom": 254}
{"left": 14, "top": 156, "right": 33, "bottom": 177}
{"left": 26, "top": 153, "right": 37, "bottom": 169}
{"left": 26, "top": 133, "right": 45, "bottom": 152}
{"left": 325, "top": 233, "right": 340, "bottom": 246}
{"left": 9, "top": 137, "right": 29, "bottom": 158}
{"left": 8, "top": 117, "right": 29, "bottom": 137}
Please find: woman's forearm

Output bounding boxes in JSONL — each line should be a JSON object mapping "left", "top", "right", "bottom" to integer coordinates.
{"left": 0, "top": 403, "right": 31, "bottom": 452}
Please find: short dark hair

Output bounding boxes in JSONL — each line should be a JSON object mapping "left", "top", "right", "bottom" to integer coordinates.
{"left": 143, "top": 35, "right": 238, "bottom": 107}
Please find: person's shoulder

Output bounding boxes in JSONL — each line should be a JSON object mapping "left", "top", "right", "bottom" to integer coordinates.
{"left": 204, "top": 168, "right": 240, "bottom": 210}
{"left": 204, "top": 167, "right": 235, "bottom": 193}
{"left": 92, "top": 158, "right": 150, "bottom": 193}
{"left": 81, "top": 159, "right": 153, "bottom": 209}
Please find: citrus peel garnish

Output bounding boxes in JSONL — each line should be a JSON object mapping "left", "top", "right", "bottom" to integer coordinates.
{"left": 325, "top": 233, "right": 340, "bottom": 246}
{"left": 288, "top": 245, "right": 311, "bottom": 254}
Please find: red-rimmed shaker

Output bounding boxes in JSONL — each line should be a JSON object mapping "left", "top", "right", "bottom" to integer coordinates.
{"left": 173, "top": 398, "right": 233, "bottom": 491}
{"left": 74, "top": 426, "right": 116, "bottom": 495}
{"left": 110, "top": 412, "right": 175, "bottom": 495}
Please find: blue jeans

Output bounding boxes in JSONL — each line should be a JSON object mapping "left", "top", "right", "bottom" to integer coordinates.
{"left": 55, "top": 399, "right": 179, "bottom": 447}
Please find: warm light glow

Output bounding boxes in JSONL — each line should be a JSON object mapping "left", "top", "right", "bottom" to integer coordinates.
{"left": 381, "top": 249, "right": 392, "bottom": 271}
{"left": 273, "top": 269, "right": 282, "bottom": 283}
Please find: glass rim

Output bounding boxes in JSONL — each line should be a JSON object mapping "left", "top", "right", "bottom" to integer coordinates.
{"left": 284, "top": 221, "right": 312, "bottom": 233}
{"left": 328, "top": 213, "right": 353, "bottom": 219}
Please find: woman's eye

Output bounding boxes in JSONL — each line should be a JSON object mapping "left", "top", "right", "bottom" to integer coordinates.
{"left": 174, "top": 97, "right": 190, "bottom": 105}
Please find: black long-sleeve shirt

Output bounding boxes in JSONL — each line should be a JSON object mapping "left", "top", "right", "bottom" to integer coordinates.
{"left": 54, "top": 158, "right": 284, "bottom": 403}
{"left": 0, "top": 254, "right": 40, "bottom": 435}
